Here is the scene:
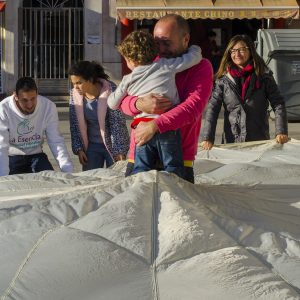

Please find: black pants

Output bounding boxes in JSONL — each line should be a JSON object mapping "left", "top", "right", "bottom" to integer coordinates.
{"left": 125, "top": 161, "right": 194, "bottom": 184}
{"left": 9, "top": 153, "right": 54, "bottom": 175}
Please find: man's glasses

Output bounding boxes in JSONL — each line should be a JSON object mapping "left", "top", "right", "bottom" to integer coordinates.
{"left": 229, "top": 47, "right": 249, "bottom": 54}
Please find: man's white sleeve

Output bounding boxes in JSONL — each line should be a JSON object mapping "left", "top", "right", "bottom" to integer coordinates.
{"left": 0, "top": 111, "right": 10, "bottom": 176}
{"left": 46, "top": 103, "right": 74, "bottom": 173}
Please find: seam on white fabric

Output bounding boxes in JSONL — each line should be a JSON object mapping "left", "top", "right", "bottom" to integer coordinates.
{"left": 1, "top": 225, "right": 62, "bottom": 300}
{"left": 151, "top": 173, "right": 160, "bottom": 300}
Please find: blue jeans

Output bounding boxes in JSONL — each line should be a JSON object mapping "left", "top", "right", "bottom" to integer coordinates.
{"left": 126, "top": 161, "right": 194, "bottom": 183}
{"left": 132, "top": 130, "right": 184, "bottom": 178}
{"left": 82, "top": 142, "right": 113, "bottom": 171}
{"left": 9, "top": 153, "right": 54, "bottom": 175}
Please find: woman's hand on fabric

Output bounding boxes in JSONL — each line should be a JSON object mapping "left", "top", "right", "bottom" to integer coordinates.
{"left": 114, "top": 154, "right": 126, "bottom": 161}
{"left": 135, "top": 121, "right": 158, "bottom": 147}
{"left": 78, "top": 150, "right": 88, "bottom": 165}
{"left": 276, "top": 134, "right": 289, "bottom": 144}
{"left": 201, "top": 140, "right": 214, "bottom": 150}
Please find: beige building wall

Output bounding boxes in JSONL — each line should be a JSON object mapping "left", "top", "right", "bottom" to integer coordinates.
{"left": 102, "top": 0, "right": 122, "bottom": 83}
{"left": 8, "top": 1, "right": 300, "bottom": 93}
{"left": 3, "top": 0, "right": 22, "bottom": 94}
{"left": 2, "top": 0, "right": 122, "bottom": 95}
{"left": 84, "top": 0, "right": 122, "bottom": 83}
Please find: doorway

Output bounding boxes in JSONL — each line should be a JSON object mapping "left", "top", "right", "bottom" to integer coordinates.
{"left": 20, "top": 0, "right": 84, "bottom": 95}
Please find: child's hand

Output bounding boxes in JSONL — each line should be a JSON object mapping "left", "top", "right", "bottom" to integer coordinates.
{"left": 276, "top": 134, "right": 288, "bottom": 144}
{"left": 114, "top": 154, "right": 126, "bottom": 161}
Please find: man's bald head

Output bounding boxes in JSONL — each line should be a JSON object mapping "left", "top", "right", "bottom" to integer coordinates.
{"left": 153, "top": 14, "right": 190, "bottom": 58}
{"left": 155, "top": 14, "right": 190, "bottom": 37}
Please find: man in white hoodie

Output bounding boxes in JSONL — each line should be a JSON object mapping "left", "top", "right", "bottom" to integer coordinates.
{"left": 0, "top": 77, "right": 73, "bottom": 176}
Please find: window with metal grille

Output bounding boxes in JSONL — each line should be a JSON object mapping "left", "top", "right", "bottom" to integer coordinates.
{"left": 21, "top": 0, "right": 84, "bottom": 94}
{"left": 23, "top": 0, "right": 84, "bottom": 8}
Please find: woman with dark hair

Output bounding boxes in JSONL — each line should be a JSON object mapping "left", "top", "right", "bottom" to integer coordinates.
{"left": 201, "top": 34, "right": 288, "bottom": 150}
{"left": 68, "top": 61, "right": 129, "bottom": 171}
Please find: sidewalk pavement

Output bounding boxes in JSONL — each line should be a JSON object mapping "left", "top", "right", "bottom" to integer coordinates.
{"left": 44, "top": 107, "right": 133, "bottom": 173}
{"left": 44, "top": 106, "right": 300, "bottom": 173}
{"left": 43, "top": 107, "right": 78, "bottom": 172}
{"left": 44, "top": 106, "right": 222, "bottom": 173}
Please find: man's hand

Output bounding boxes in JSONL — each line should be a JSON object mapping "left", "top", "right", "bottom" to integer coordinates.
{"left": 136, "top": 93, "right": 172, "bottom": 114}
{"left": 201, "top": 140, "right": 214, "bottom": 150}
{"left": 276, "top": 134, "right": 288, "bottom": 144}
{"left": 135, "top": 121, "right": 159, "bottom": 146}
{"left": 78, "top": 150, "right": 88, "bottom": 166}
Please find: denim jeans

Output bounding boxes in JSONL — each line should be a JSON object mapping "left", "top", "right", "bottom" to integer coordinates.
{"left": 82, "top": 142, "right": 113, "bottom": 171}
{"left": 132, "top": 130, "right": 184, "bottom": 178}
{"left": 9, "top": 153, "right": 54, "bottom": 175}
{"left": 126, "top": 161, "right": 194, "bottom": 183}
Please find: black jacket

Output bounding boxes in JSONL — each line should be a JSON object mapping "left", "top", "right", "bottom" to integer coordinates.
{"left": 202, "top": 71, "right": 288, "bottom": 144}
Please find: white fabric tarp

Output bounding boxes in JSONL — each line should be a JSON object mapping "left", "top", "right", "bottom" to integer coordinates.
{"left": 0, "top": 139, "right": 300, "bottom": 300}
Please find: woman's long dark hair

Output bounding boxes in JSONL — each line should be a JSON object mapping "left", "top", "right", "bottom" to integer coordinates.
{"left": 68, "top": 60, "right": 109, "bottom": 83}
{"left": 215, "top": 35, "right": 267, "bottom": 79}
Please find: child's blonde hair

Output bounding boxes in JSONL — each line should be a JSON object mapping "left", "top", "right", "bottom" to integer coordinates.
{"left": 118, "top": 30, "right": 158, "bottom": 65}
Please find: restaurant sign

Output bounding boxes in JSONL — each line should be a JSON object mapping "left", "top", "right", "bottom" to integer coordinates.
{"left": 117, "top": 9, "right": 299, "bottom": 20}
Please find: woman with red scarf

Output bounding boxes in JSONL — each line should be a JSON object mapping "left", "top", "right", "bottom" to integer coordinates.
{"left": 201, "top": 35, "right": 288, "bottom": 150}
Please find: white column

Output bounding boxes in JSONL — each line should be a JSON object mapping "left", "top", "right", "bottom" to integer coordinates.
{"left": 84, "top": 0, "right": 122, "bottom": 82}
{"left": 102, "top": 0, "right": 122, "bottom": 82}
{"left": 84, "top": 0, "right": 103, "bottom": 62}
{"left": 3, "top": 0, "right": 22, "bottom": 94}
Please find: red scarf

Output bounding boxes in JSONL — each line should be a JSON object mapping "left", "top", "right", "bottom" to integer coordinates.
{"left": 227, "top": 63, "right": 260, "bottom": 102}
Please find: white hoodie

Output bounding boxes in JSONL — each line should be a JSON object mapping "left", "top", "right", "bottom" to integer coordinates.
{"left": 0, "top": 95, "right": 73, "bottom": 176}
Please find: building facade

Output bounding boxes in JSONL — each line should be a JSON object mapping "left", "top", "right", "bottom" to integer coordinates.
{"left": 1, "top": 0, "right": 299, "bottom": 96}
{"left": 1, "top": 0, "right": 121, "bottom": 96}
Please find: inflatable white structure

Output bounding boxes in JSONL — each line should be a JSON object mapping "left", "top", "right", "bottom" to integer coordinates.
{"left": 1, "top": 140, "right": 300, "bottom": 300}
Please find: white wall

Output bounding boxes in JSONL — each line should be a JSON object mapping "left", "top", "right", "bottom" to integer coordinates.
{"left": 84, "top": 0, "right": 102, "bottom": 62}
{"left": 84, "top": 0, "right": 121, "bottom": 82}
{"left": 102, "top": 0, "right": 122, "bottom": 82}
{"left": 3, "top": 0, "right": 22, "bottom": 94}
{"left": 1, "top": 0, "right": 122, "bottom": 95}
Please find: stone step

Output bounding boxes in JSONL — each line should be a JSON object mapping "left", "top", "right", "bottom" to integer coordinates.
{"left": 43, "top": 94, "right": 70, "bottom": 107}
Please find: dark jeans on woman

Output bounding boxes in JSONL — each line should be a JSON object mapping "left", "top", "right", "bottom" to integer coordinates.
{"left": 9, "top": 152, "right": 54, "bottom": 175}
{"left": 82, "top": 142, "right": 113, "bottom": 171}
{"left": 131, "top": 129, "right": 184, "bottom": 179}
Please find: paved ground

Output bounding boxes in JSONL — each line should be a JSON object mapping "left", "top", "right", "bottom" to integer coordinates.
{"left": 44, "top": 106, "right": 300, "bottom": 172}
